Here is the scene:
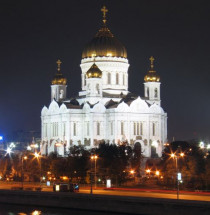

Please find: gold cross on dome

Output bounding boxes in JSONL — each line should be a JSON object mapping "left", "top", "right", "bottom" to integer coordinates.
{"left": 56, "top": 59, "right": 62, "bottom": 72}
{"left": 101, "top": 6, "right": 108, "bottom": 24}
{"left": 149, "top": 56, "right": 155, "bottom": 69}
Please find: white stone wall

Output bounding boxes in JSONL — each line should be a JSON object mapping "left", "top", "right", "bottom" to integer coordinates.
{"left": 41, "top": 97, "right": 167, "bottom": 158}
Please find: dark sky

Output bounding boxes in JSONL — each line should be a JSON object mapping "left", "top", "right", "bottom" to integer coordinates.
{"left": 0, "top": 0, "right": 210, "bottom": 141}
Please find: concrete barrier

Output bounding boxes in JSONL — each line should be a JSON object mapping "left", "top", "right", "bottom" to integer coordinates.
{"left": 0, "top": 190, "right": 209, "bottom": 215}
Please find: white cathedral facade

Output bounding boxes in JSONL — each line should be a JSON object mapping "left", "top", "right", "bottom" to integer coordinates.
{"left": 41, "top": 6, "right": 167, "bottom": 158}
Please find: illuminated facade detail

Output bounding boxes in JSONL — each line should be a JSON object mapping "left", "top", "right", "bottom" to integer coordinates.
{"left": 51, "top": 59, "right": 67, "bottom": 102}
{"left": 41, "top": 6, "right": 167, "bottom": 158}
{"left": 144, "top": 57, "right": 161, "bottom": 106}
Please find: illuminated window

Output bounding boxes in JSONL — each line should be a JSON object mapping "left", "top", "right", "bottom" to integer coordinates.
{"left": 116, "top": 73, "right": 119, "bottom": 85}
{"left": 107, "top": 53, "right": 112, "bottom": 57}
{"left": 107, "top": 73, "right": 111, "bottom": 84}
{"left": 97, "top": 122, "right": 100, "bottom": 135}
{"left": 73, "top": 122, "right": 76, "bottom": 136}
{"left": 121, "top": 122, "right": 124, "bottom": 135}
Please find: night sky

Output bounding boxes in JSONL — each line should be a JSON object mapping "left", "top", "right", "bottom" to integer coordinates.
{"left": 0, "top": 0, "right": 210, "bottom": 141}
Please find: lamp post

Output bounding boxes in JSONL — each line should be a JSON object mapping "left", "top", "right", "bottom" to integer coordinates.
{"left": 91, "top": 155, "right": 98, "bottom": 189}
{"left": 145, "top": 169, "right": 151, "bottom": 177}
{"left": 21, "top": 155, "right": 27, "bottom": 189}
{"left": 170, "top": 152, "right": 184, "bottom": 200}
{"left": 34, "top": 152, "right": 41, "bottom": 188}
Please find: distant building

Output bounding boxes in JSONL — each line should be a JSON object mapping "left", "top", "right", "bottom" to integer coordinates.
{"left": 41, "top": 6, "right": 167, "bottom": 158}
{"left": 5, "top": 130, "right": 40, "bottom": 151}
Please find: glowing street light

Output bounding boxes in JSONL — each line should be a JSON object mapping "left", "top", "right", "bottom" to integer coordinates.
{"left": 130, "top": 170, "right": 135, "bottom": 175}
{"left": 91, "top": 155, "right": 98, "bottom": 189}
{"left": 155, "top": 170, "right": 160, "bottom": 176}
{"left": 145, "top": 169, "right": 151, "bottom": 174}
{"left": 34, "top": 152, "right": 42, "bottom": 188}
{"left": 27, "top": 146, "right": 32, "bottom": 151}
{"left": 6, "top": 148, "right": 12, "bottom": 155}
{"left": 180, "top": 152, "right": 185, "bottom": 157}
{"left": 199, "top": 141, "right": 205, "bottom": 149}
{"left": 170, "top": 151, "right": 185, "bottom": 200}
{"left": 34, "top": 152, "right": 40, "bottom": 158}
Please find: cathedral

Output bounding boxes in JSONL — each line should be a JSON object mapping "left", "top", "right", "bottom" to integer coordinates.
{"left": 41, "top": 6, "right": 167, "bottom": 158}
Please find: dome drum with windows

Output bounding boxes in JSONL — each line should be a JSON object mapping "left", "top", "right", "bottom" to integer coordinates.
{"left": 82, "top": 6, "right": 127, "bottom": 59}
{"left": 51, "top": 60, "right": 67, "bottom": 85}
{"left": 144, "top": 56, "right": 160, "bottom": 82}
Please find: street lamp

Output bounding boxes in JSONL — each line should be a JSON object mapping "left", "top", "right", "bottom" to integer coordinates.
{"left": 155, "top": 170, "right": 160, "bottom": 177}
{"left": 170, "top": 151, "right": 184, "bottom": 199}
{"left": 91, "top": 155, "right": 98, "bottom": 189}
{"left": 34, "top": 152, "right": 42, "bottom": 188}
{"left": 145, "top": 169, "right": 151, "bottom": 176}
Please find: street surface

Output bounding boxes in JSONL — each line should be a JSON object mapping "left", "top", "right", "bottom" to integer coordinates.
{"left": 80, "top": 188, "right": 210, "bottom": 201}
{"left": 0, "top": 183, "right": 210, "bottom": 201}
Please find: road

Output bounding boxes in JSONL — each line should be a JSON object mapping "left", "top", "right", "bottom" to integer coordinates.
{"left": 1, "top": 183, "right": 210, "bottom": 201}
{"left": 80, "top": 188, "right": 210, "bottom": 201}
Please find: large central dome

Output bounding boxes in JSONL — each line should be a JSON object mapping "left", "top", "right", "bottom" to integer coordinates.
{"left": 82, "top": 7, "right": 127, "bottom": 59}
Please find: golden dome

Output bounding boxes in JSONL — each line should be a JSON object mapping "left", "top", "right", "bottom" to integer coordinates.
{"left": 86, "top": 63, "right": 102, "bottom": 78}
{"left": 52, "top": 60, "right": 67, "bottom": 85}
{"left": 144, "top": 56, "right": 160, "bottom": 82}
{"left": 82, "top": 6, "right": 127, "bottom": 59}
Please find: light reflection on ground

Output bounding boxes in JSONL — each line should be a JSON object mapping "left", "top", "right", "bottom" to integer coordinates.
{"left": 0, "top": 203, "right": 124, "bottom": 215}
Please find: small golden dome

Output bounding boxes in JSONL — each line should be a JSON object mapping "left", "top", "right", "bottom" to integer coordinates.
{"left": 82, "top": 6, "right": 127, "bottom": 59}
{"left": 52, "top": 59, "right": 67, "bottom": 85}
{"left": 86, "top": 63, "right": 102, "bottom": 78}
{"left": 144, "top": 56, "right": 160, "bottom": 82}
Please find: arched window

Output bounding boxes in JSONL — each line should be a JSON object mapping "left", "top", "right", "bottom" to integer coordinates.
{"left": 73, "top": 122, "right": 76, "bottom": 136}
{"left": 45, "top": 143, "right": 48, "bottom": 155}
{"left": 84, "top": 75, "right": 86, "bottom": 86}
{"left": 121, "top": 122, "right": 124, "bottom": 135}
{"left": 137, "top": 123, "right": 140, "bottom": 135}
{"left": 87, "top": 122, "right": 89, "bottom": 136}
{"left": 59, "top": 89, "right": 64, "bottom": 99}
{"left": 123, "top": 74, "right": 125, "bottom": 85}
{"left": 152, "top": 123, "right": 156, "bottom": 136}
{"left": 97, "top": 122, "right": 100, "bottom": 135}
{"left": 111, "top": 121, "right": 113, "bottom": 135}
{"left": 140, "top": 123, "right": 143, "bottom": 135}
{"left": 134, "top": 122, "right": 136, "bottom": 135}
{"left": 154, "top": 88, "right": 158, "bottom": 98}
{"left": 107, "top": 73, "right": 111, "bottom": 84}
{"left": 96, "top": 84, "right": 100, "bottom": 94}
{"left": 116, "top": 73, "right": 119, "bottom": 85}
